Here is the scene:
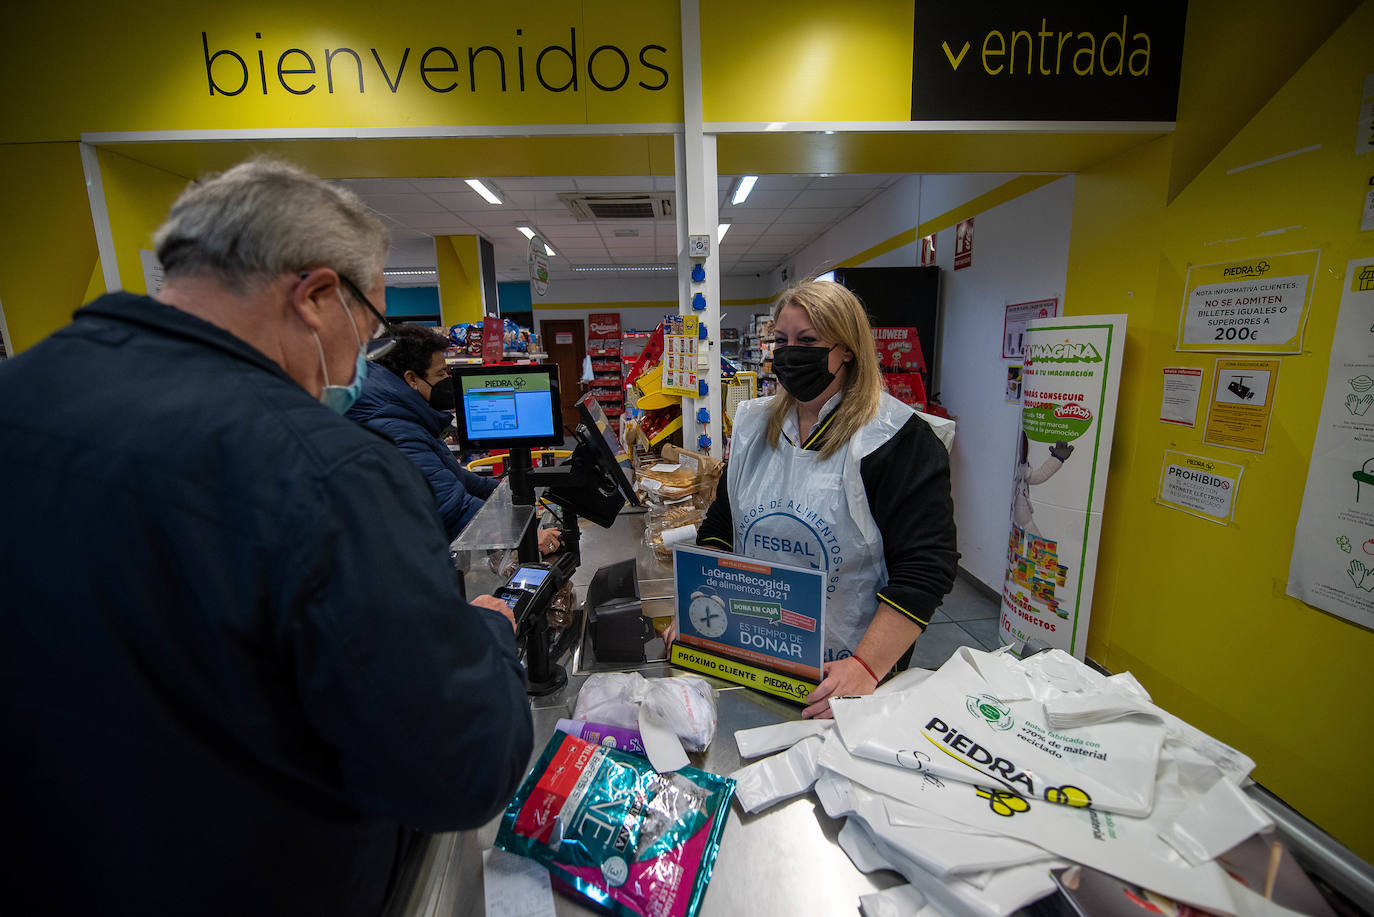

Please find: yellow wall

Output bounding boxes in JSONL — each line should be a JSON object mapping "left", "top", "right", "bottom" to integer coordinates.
{"left": 0, "top": 144, "right": 99, "bottom": 351}
{"left": 1065, "top": 2, "right": 1374, "bottom": 859}
{"left": 98, "top": 150, "right": 194, "bottom": 295}
{"left": 701, "top": 0, "right": 913, "bottom": 123}
{"left": 434, "top": 235, "right": 485, "bottom": 326}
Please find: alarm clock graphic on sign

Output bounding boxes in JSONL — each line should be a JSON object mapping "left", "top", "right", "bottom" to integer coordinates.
{"left": 687, "top": 587, "right": 728, "bottom": 638}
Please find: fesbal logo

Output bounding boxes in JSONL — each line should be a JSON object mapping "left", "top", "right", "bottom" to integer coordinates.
{"left": 200, "top": 26, "right": 671, "bottom": 98}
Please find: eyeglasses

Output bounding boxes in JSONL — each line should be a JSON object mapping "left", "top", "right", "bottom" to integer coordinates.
{"left": 336, "top": 274, "right": 398, "bottom": 362}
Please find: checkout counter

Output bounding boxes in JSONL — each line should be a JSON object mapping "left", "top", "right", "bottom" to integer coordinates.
{"left": 386, "top": 365, "right": 1374, "bottom": 917}
{"left": 385, "top": 505, "right": 903, "bottom": 917}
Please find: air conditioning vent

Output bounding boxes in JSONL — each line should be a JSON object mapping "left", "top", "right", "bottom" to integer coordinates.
{"left": 560, "top": 192, "right": 675, "bottom": 221}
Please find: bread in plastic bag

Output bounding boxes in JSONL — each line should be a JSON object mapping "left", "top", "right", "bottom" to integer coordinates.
{"left": 574, "top": 673, "right": 718, "bottom": 754}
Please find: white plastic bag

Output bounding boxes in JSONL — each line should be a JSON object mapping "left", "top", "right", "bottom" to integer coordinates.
{"left": 573, "top": 673, "right": 717, "bottom": 772}
{"left": 734, "top": 719, "right": 833, "bottom": 758}
{"left": 832, "top": 647, "right": 1166, "bottom": 816}
{"left": 729, "top": 735, "right": 825, "bottom": 813}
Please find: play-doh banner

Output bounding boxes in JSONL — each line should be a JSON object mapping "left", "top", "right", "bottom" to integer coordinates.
{"left": 1001, "top": 315, "right": 1126, "bottom": 659}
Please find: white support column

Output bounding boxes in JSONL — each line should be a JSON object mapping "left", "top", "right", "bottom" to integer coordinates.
{"left": 0, "top": 293, "right": 12, "bottom": 358}
{"left": 677, "top": 0, "right": 723, "bottom": 458}
{"left": 79, "top": 142, "right": 120, "bottom": 293}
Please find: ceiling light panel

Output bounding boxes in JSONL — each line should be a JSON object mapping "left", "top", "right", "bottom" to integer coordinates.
{"left": 465, "top": 179, "right": 503, "bottom": 205}
{"left": 730, "top": 175, "right": 758, "bottom": 205}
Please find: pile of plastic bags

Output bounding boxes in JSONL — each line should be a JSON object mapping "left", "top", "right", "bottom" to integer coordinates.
{"left": 730, "top": 646, "right": 1307, "bottom": 917}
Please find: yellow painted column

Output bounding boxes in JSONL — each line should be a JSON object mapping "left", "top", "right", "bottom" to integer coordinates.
{"left": 0, "top": 143, "right": 98, "bottom": 353}
{"left": 434, "top": 235, "right": 485, "bottom": 327}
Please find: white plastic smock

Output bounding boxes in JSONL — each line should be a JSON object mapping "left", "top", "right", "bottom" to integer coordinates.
{"left": 727, "top": 393, "right": 915, "bottom": 661}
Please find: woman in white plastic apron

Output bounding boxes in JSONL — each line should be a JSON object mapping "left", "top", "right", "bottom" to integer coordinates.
{"left": 693, "top": 281, "right": 959, "bottom": 718}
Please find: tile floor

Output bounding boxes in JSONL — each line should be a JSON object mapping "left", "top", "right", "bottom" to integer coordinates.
{"left": 910, "top": 571, "right": 1003, "bottom": 670}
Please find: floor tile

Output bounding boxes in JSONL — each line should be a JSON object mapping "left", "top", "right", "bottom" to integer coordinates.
{"left": 909, "top": 622, "right": 981, "bottom": 671}
{"left": 939, "top": 576, "right": 1000, "bottom": 622}
{"left": 928, "top": 608, "right": 951, "bottom": 624}
{"left": 959, "top": 616, "right": 1004, "bottom": 651}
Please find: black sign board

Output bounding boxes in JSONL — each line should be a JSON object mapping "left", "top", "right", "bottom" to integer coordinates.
{"left": 911, "top": 1, "right": 1187, "bottom": 122}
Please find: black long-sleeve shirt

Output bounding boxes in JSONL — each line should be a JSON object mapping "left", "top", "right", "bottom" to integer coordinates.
{"left": 697, "top": 408, "right": 959, "bottom": 631}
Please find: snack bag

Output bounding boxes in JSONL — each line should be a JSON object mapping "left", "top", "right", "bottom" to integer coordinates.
{"left": 496, "top": 733, "right": 734, "bottom": 917}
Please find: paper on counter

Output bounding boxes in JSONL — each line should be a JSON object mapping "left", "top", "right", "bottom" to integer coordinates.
{"left": 859, "top": 884, "right": 928, "bottom": 917}
{"left": 483, "top": 847, "right": 555, "bottom": 917}
{"left": 660, "top": 523, "right": 697, "bottom": 546}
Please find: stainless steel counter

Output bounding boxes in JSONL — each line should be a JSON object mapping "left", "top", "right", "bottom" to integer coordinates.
{"left": 392, "top": 506, "right": 1373, "bottom": 916}
{"left": 387, "top": 508, "right": 903, "bottom": 917}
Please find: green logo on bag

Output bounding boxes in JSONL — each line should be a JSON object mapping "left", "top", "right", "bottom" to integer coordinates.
{"left": 966, "top": 694, "right": 1015, "bottom": 731}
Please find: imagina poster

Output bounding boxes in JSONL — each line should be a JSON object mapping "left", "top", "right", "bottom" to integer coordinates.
{"left": 1000, "top": 315, "right": 1126, "bottom": 658}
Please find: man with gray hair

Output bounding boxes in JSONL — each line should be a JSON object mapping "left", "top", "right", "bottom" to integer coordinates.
{"left": 0, "top": 159, "right": 533, "bottom": 916}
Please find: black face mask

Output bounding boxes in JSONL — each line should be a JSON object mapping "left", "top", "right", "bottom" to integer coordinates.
{"left": 772, "top": 344, "right": 838, "bottom": 402}
{"left": 424, "top": 375, "right": 456, "bottom": 412}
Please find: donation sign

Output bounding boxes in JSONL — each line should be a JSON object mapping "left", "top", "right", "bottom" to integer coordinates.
{"left": 1287, "top": 257, "right": 1374, "bottom": 629}
{"left": 1176, "top": 250, "right": 1318, "bottom": 353}
{"left": 670, "top": 545, "right": 824, "bottom": 702}
{"left": 1000, "top": 315, "right": 1126, "bottom": 659}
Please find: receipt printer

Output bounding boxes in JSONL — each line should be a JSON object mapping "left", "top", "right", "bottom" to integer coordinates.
{"left": 586, "top": 559, "right": 652, "bottom": 663}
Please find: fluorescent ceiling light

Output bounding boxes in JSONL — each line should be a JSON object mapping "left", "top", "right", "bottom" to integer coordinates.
{"left": 516, "top": 226, "right": 536, "bottom": 239}
{"left": 717, "top": 222, "right": 731, "bottom": 242}
{"left": 730, "top": 176, "right": 758, "bottom": 206}
{"left": 544, "top": 244, "right": 556, "bottom": 257}
{"left": 572, "top": 264, "right": 676, "bottom": 272}
{"left": 465, "top": 179, "right": 502, "bottom": 205}
{"left": 383, "top": 269, "right": 438, "bottom": 276}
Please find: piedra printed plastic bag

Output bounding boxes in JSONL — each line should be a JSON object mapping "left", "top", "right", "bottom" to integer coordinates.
{"left": 832, "top": 647, "right": 1166, "bottom": 816}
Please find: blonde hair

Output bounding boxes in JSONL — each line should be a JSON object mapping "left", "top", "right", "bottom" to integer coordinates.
{"left": 765, "top": 280, "right": 883, "bottom": 459}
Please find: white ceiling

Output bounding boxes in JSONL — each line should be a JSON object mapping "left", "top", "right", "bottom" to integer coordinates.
{"left": 333, "top": 173, "right": 902, "bottom": 284}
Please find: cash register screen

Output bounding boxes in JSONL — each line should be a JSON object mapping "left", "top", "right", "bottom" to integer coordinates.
{"left": 509, "top": 567, "right": 550, "bottom": 591}
{"left": 450, "top": 363, "right": 563, "bottom": 450}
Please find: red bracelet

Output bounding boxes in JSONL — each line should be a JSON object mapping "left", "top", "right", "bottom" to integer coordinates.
{"left": 852, "top": 653, "right": 881, "bottom": 683}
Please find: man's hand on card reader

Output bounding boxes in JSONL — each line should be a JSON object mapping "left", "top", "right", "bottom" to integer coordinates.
{"left": 471, "top": 594, "right": 517, "bottom": 631}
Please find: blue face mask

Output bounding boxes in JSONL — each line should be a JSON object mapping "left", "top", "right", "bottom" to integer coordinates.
{"left": 313, "top": 292, "right": 368, "bottom": 414}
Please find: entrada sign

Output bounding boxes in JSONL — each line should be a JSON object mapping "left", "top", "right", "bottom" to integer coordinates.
{"left": 911, "top": 2, "right": 1187, "bottom": 121}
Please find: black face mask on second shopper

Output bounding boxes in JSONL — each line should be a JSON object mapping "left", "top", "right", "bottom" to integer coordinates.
{"left": 425, "top": 375, "right": 456, "bottom": 412}
{"left": 772, "top": 344, "right": 838, "bottom": 402}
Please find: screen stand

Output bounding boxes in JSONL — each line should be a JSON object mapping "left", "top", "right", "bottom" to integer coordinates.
{"left": 506, "top": 445, "right": 569, "bottom": 696}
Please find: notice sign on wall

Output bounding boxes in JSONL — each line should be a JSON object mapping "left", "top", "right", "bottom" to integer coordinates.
{"left": 1159, "top": 366, "right": 1204, "bottom": 426}
{"left": 1157, "top": 450, "right": 1242, "bottom": 524}
{"left": 1176, "top": 250, "right": 1318, "bottom": 353}
{"left": 1288, "top": 257, "right": 1374, "bottom": 629}
{"left": 1003, "top": 297, "right": 1059, "bottom": 359}
{"left": 1203, "top": 358, "right": 1280, "bottom": 453}
{"left": 954, "top": 218, "right": 974, "bottom": 270}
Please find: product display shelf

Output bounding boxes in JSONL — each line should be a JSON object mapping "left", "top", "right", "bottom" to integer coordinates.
{"left": 587, "top": 336, "right": 624, "bottom": 429}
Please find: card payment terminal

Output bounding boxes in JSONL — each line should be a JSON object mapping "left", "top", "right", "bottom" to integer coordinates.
{"left": 493, "top": 563, "right": 563, "bottom": 631}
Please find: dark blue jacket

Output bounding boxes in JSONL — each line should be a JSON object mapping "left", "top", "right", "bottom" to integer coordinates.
{"left": 348, "top": 364, "right": 498, "bottom": 540}
{"left": 0, "top": 293, "right": 533, "bottom": 917}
